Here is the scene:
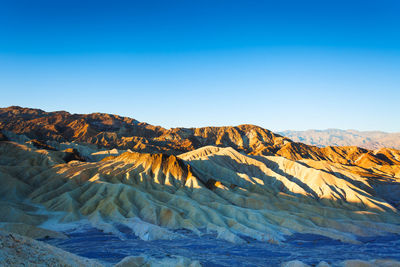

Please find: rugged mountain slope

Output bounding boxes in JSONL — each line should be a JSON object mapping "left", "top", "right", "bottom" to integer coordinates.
{"left": 2, "top": 106, "right": 400, "bottom": 170}
{"left": 280, "top": 129, "right": 400, "bottom": 150}
{"left": 0, "top": 106, "right": 289, "bottom": 155}
{"left": 1, "top": 141, "right": 400, "bottom": 245}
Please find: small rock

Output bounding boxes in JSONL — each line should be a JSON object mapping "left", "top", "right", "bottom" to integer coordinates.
{"left": 281, "top": 260, "right": 310, "bottom": 267}
{"left": 316, "top": 261, "right": 331, "bottom": 267}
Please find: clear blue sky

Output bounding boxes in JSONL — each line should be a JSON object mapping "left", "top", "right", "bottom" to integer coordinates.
{"left": 1, "top": 0, "right": 399, "bottom": 132}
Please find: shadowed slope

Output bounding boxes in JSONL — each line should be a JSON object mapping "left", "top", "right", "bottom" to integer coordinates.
{"left": 1, "top": 141, "right": 400, "bottom": 245}
{"left": 180, "top": 146, "right": 400, "bottom": 240}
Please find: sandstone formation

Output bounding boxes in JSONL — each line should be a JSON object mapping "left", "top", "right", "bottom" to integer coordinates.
{"left": 1, "top": 139, "right": 400, "bottom": 244}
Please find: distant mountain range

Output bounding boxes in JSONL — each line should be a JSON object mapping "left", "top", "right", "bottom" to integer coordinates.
{"left": 279, "top": 129, "right": 400, "bottom": 150}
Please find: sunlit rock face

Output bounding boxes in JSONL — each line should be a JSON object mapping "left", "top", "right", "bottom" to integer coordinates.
{"left": 1, "top": 107, "right": 400, "bottom": 265}
{"left": 0, "top": 106, "right": 289, "bottom": 156}
{"left": 2, "top": 106, "right": 400, "bottom": 168}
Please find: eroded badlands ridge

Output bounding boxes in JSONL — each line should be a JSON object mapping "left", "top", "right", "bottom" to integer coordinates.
{"left": 0, "top": 140, "right": 399, "bottom": 244}
{"left": 2, "top": 106, "right": 400, "bottom": 168}
{"left": 1, "top": 106, "right": 400, "bottom": 264}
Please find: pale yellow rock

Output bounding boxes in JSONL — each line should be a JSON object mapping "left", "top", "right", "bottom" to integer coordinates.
{"left": 114, "top": 255, "right": 202, "bottom": 267}
{"left": 281, "top": 260, "right": 310, "bottom": 267}
{"left": 339, "top": 259, "right": 400, "bottom": 267}
{"left": 1, "top": 142, "right": 400, "bottom": 245}
{"left": 340, "top": 260, "right": 374, "bottom": 267}
{"left": 316, "top": 261, "right": 331, "bottom": 267}
{"left": 372, "top": 259, "right": 400, "bottom": 267}
{"left": 114, "top": 256, "right": 148, "bottom": 267}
